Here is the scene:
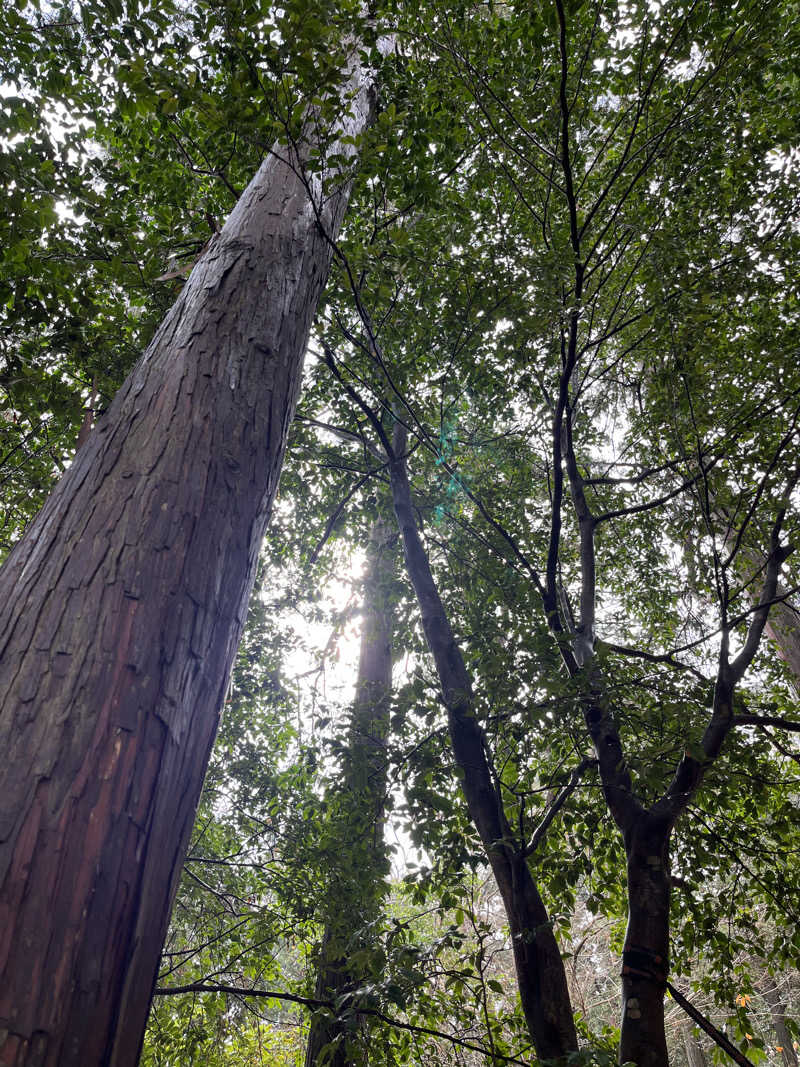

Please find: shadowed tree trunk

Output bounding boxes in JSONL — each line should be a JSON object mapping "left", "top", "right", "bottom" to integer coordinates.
{"left": 683, "top": 1025, "right": 709, "bottom": 1067}
{"left": 761, "top": 981, "right": 799, "bottom": 1067}
{"left": 387, "top": 423, "right": 578, "bottom": 1062}
{"left": 305, "top": 518, "right": 395, "bottom": 1067}
{"left": 0, "top": 45, "right": 379, "bottom": 1067}
{"left": 618, "top": 814, "right": 672, "bottom": 1067}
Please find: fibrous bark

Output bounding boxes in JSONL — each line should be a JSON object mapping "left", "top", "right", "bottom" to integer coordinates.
{"left": 0, "top": 47, "right": 377, "bottom": 1067}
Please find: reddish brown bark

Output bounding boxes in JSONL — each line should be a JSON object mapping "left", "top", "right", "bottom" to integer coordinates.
{"left": 0, "top": 56, "right": 376, "bottom": 1067}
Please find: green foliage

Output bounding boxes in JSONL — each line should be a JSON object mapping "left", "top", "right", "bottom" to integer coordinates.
{"left": 3, "top": 0, "right": 800, "bottom": 1062}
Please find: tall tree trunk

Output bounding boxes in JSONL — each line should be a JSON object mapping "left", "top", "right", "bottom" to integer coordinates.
{"left": 0, "top": 50, "right": 378, "bottom": 1067}
{"left": 305, "top": 519, "right": 394, "bottom": 1067}
{"left": 619, "top": 814, "right": 671, "bottom": 1067}
{"left": 388, "top": 425, "right": 577, "bottom": 1061}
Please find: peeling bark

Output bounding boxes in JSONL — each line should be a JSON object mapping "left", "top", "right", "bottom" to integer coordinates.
{"left": 0, "top": 50, "right": 377, "bottom": 1067}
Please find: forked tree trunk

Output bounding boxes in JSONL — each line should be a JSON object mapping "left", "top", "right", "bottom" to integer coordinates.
{"left": 305, "top": 519, "right": 394, "bottom": 1067}
{"left": 0, "top": 51, "right": 377, "bottom": 1067}
{"left": 388, "top": 425, "right": 577, "bottom": 1061}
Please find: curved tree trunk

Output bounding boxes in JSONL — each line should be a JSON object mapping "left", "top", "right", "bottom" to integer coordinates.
{"left": 305, "top": 519, "right": 394, "bottom": 1066}
{"left": 388, "top": 424, "right": 578, "bottom": 1061}
{"left": 0, "top": 51, "right": 377, "bottom": 1067}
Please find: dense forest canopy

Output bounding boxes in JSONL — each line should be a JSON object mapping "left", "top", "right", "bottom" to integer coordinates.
{"left": 1, "top": 0, "right": 799, "bottom": 1064}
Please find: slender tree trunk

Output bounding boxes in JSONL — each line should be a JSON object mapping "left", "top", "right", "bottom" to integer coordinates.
{"left": 724, "top": 534, "right": 800, "bottom": 692}
{"left": 763, "top": 581, "right": 800, "bottom": 689}
{"left": 619, "top": 814, "right": 671, "bottom": 1067}
{"left": 305, "top": 519, "right": 394, "bottom": 1067}
{"left": 760, "top": 981, "right": 799, "bottom": 1067}
{"left": 388, "top": 425, "right": 577, "bottom": 1061}
{"left": 683, "top": 1025, "right": 708, "bottom": 1067}
{"left": 0, "top": 50, "right": 377, "bottom": 1067}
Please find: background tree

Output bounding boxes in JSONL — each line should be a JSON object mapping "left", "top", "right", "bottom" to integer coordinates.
{"left": 304, "top": 1, "right": 800, "bottom": 1063}
{"left": 304, "top": 517, "right": 396, "bottom": 1066}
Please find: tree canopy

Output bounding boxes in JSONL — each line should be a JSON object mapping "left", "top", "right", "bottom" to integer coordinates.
{"left": 2, "top": 0, "right": 799, "bottom": 1064}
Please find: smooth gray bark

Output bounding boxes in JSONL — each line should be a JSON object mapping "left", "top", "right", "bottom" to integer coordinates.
{"left": 0, "top": 51, "right": 376, "bottom": 1067}
{"left": 762, "top": 583, "right": 800, "bottom": 690}
{"left": 723, "top": 533, "right": 800, "bottom": 692}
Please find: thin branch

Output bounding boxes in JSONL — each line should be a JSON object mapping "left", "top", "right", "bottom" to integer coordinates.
{"left": 153, "top": 982, "right": 531, "bottom": 1064}
{"left": 666, "top": 981, "right": 756, "bottom": 1067}
{"left": 320, "top": 340, "right": 394, "bottom": 457}
{"left": 594, "top": 468, "right": 707, "bottom": 526}
{"left": 733, "top": 714, "right": 800, "bottom": 733}
{"left": 308, "top": 461, "right": 391, "bottom": 566}
{"left": 584, "top": 457, "right": 685, "bottom": 486}
{"left": 294, "top": 413, "right": 382, "bottom": 458}
{"left": 522, "top": 757, "right": 596, "bottom": 857}
{"left": 599, "top": 641, "right": 709, "bottom": 683}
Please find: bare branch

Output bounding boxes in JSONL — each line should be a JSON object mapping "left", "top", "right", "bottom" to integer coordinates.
{"left": 733, "top": 714, "right": 800, "bottom": 733}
